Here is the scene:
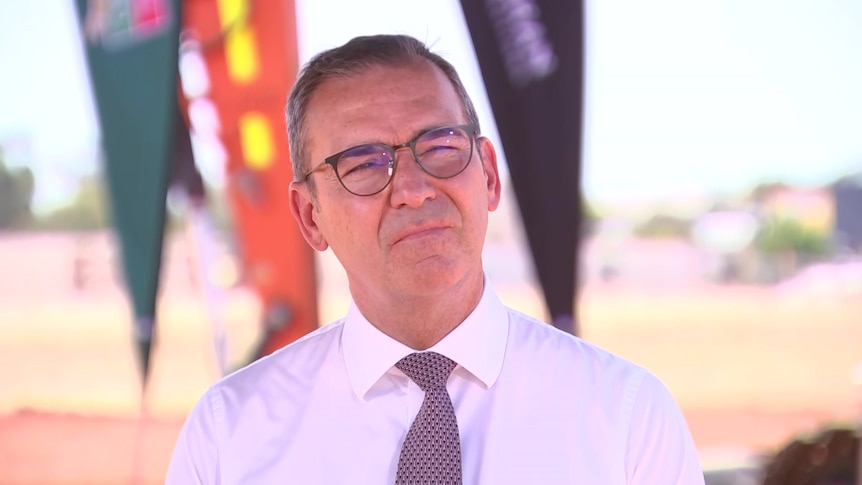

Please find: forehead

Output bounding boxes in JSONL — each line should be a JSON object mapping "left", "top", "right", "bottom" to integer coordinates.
{"left": 304, "top": 61, "right": 466, "bottom": 152}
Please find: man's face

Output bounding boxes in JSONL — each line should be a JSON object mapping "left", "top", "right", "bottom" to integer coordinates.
{"left": 289, "top": 61, "right": 501, "bottom": 302}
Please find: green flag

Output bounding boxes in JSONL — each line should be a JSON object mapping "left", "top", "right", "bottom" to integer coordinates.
{"left": 75, "top": 0, "right": 181, "bottom": 387}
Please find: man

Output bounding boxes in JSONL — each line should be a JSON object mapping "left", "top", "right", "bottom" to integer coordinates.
{"left": 167, "top": 34, "right": 704, "bottom": 484}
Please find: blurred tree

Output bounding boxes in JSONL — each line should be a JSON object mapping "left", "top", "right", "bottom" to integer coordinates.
{"left": 755, "top": 217, "right": 831, "bottom": 256}
{"left": 633, "top": 214, "right": 691, "bottom": 239}
{"left": 33, "top": 175, "right": 110, "bottom": 230}
{"left": 580, "top": 198, "right": 599, "bottom": 238}
{"left": 0, "top": 151, "right": 35, "bottom": 228}
{"left": 754, "top": 217, "right": 832, "bottom": 282}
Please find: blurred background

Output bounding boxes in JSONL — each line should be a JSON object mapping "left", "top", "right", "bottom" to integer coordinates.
{"left": 1, "top": 0, "right": 861, "bottom": 484}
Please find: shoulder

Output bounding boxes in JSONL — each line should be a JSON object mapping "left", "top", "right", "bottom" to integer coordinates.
{"left": 503, "top": 307, "right": 702, "bottom": 478}
{"left": 167, "top": 321, "right": 347, "bottom": 483}
{"left": 501, "top": 306, "right": 676, "bottom": 419}
{"left": 504, "top": 306, "right": 649, "bottom": 382}
{"left": 215, "top": 319, "right": 346, "bottom": 395}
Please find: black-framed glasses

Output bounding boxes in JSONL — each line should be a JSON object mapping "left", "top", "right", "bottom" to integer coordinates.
{"left": 300, "top": 124, "right": 478, "bottom": 196}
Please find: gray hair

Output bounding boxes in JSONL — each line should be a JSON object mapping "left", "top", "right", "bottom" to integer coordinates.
{"left": 285, "top": 34, "right": 481, "bottom": 191}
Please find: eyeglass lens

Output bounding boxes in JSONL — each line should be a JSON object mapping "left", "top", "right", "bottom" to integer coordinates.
{"left": 335, "top": 126, "right": 474, "bottom": 196}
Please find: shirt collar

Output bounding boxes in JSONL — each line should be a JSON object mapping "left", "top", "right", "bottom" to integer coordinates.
{"left": 341, "top": 277, "right": 509, "bottom": 399}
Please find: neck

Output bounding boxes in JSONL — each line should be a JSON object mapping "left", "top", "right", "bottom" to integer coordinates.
{"left": 351, "top": 270, "right": 485, "bottom": 350}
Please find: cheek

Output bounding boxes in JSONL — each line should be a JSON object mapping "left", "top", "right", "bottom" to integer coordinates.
{"left": 322, "top": 206, "right": 379, "bottom": 251}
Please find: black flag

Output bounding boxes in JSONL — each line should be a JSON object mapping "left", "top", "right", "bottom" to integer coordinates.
{"left": 460, "top": 0, "right": 584, "bottom": 334}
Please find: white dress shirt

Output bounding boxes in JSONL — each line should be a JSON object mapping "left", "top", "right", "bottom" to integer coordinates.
{"left": 167, "top": 280, "right": 704, "bottom": 484}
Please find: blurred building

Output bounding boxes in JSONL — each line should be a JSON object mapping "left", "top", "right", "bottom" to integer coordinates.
{"left": 752, "top": 184, "right": 834, "bottom": 234}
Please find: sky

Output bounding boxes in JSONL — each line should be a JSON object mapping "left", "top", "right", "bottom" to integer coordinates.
{"left": 1, "top": 0, "right": 861, "bottom": 213}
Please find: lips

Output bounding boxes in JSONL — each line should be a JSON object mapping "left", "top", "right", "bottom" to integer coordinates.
{"left": 391, "top": 222, "right": 452, "bottom": 245}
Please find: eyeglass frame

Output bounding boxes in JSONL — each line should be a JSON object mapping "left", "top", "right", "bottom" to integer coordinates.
{"left": 297, "top": 123, "right": 479, "bottom": 196}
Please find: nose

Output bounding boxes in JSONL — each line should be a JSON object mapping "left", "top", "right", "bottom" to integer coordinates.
{"left": 388, "top": 147, "right": 436, "bottom": 208}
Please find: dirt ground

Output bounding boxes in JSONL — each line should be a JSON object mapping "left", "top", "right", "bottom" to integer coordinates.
{"left": 0, "top": 235, "right": 860, "bottom": 484}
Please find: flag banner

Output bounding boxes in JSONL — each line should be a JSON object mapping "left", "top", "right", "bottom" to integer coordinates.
{"left": 88, "top": 0, "right": 175, "bottom": 51}
{"left": 181, "top": 0, "right": 319, "bottom": 359}
{"left": 460, "top": 0, "right": 585, "bottom": 334}
{"left": 75, "top": 0, "right": 181, "bottom": 383}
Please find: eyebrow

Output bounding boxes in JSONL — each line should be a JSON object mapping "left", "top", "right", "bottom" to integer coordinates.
{"left": 349, "top": 124, "right": 459, "bottom": 148}
{"left": 341, "top": 144, "right": 386, "bottom": 155}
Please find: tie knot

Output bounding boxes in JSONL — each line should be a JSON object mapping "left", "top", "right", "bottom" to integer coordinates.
{"left": 395, "top": 352, "right": 457, "bottom": 391}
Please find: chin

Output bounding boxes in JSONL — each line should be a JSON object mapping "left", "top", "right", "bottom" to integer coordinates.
{"left": 405, "top": 257, "right": 482, "bottom": 293}
{"left": 404, "top": 259, "right": 462, "bottom": 288}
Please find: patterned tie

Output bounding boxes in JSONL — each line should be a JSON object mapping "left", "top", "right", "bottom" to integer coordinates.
{"left": 395, "top": 352, "right": 462, "bottom": 485}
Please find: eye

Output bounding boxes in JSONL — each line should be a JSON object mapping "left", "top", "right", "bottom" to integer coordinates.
{"left": 337, "top": 145, "right": 393, "bottom": 178}
{"left": 416, "top": 127, "right": 471, "bottom": 158}
{"left": 342, "top": 157, "right": 388, "bottom": 176}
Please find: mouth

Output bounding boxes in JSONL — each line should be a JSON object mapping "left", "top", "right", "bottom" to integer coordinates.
{"left": 392, "top": 223, "right": 451, "bottom": 245}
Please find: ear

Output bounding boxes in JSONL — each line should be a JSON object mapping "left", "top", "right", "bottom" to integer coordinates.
{"left": 289, "top": 181, "right": 329, "bottom": 251}
{"left": 477, "top": 137, "right": 502, "bottom": 211}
